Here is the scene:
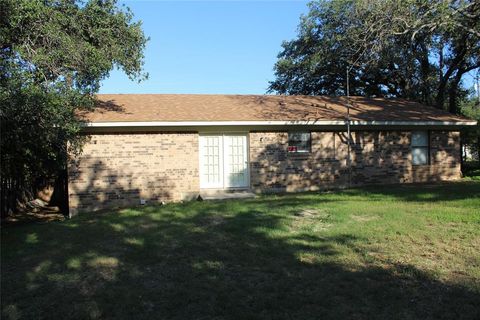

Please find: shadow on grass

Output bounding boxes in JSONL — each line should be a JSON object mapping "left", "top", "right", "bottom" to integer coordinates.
{"left": 235, "top": 182, "right": 480, "bottom": 215}
{"left": 351, "top": 181, "right": 480, "bottom": 203}
{"left": 291, "top": 181, "right": 480, "bottom": 204}
{"left": 2, "top": 190, "right": 479, "bottom": 319}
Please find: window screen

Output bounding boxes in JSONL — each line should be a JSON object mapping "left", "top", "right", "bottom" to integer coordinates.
{"left": 411, "top": 131, "right": 429, "bottom": 165}
{"left": 288, "top": 132, "right": 311, "bottom": 153}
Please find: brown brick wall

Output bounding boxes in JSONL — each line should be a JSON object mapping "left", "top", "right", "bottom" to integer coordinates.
{"left": 68, "top": 133, "right": 199, "bottom": 215}
{"left": 249, "top": 131, "right": 461, "bottom": 192}
{"left": 411, "top": 131, "right": 461, "bottom": 182}
{"left": 68, "top": 130, "right": 461, "bottom": 214}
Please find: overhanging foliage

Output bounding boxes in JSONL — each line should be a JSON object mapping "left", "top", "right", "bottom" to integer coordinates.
{"left": 0, "top": 0, "right": 148, "bottom": 216}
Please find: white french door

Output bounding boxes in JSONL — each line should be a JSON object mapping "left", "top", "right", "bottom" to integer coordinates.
{"left": 199, "top": 135, "right": 224, "bottom": 188}
{"left": 224, "top": 134, "right": 249, "bottom": 188}
{"left": 199, "top": 133, "right": 249, "bottom": 189}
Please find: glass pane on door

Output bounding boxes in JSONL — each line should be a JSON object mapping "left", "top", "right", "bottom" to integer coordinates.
{"left": 224, "top": 135, "right": 248, "bottom": 188}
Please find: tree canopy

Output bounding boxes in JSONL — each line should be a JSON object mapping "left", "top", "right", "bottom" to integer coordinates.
{"left": 269, "top": 0, "right": 480, "bottom": 114}
{"left": 0, "top": 0, "right": 148, "bottom": 215}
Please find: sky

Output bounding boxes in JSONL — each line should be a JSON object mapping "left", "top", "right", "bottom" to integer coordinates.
{"left": 99, "top": 0, "right": 310, "bottom": 94}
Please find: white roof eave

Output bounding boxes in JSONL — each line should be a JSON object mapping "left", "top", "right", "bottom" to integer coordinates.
{"left": 83, "top": 120, "right": 478, "bottom": 127}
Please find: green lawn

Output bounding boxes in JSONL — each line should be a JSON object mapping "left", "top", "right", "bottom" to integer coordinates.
{"left": 2, "top": 182, "right": 480, "bottom": 320}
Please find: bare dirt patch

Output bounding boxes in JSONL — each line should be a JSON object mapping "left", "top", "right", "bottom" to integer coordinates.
{"left": 292, "top": 208, "right": 332, "bottom": 231}
{"left": 351, "top": 214, "right": 378, "bottom": 223}
{"left": 294, "top": 208, "right": 329, "bottom": 219}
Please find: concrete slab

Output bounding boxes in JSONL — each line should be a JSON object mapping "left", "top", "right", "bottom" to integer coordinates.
{"left": 200, "top": 190, "right": 257, "bottom": 201}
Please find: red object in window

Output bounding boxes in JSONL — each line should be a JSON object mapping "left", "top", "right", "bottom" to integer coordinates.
{"left": 287, "top": 146, "right": 297, "bottom": 152}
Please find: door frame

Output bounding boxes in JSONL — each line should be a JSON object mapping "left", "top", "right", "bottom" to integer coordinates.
{"left": 199, "top": 132, "right": 250, "bottom": 190}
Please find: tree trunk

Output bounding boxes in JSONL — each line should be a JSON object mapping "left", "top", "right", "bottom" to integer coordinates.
{"left": 419, "top": 46, "right": 431, "bottom": 104}
{"left": 448, "top": 80, "right": 460, "bottom": 114}
{"left": 477, "top": 135, "right": 480, "bottom": 164}
{"left": 436, "top": 43, "right": 445, "bottom": 109}
{"left": 436, "top": 36, "right": 468, "bottom": 110}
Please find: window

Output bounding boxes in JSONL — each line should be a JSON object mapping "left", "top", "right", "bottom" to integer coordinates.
{"left": 411, "top": 131, "right": 429, "bottom": 165}
{"left": 288, "top": 132, "right": 311, "bottom": 153}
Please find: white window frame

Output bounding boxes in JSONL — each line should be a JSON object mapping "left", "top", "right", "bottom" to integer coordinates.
{"left": 288, "top": 132, "right": 311, "bottom": 153}
{"left": 411, "top": 131, "right": 429, "bottom": 166}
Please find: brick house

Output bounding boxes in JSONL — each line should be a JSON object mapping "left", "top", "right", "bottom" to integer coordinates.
{"left": 68, "top": 94, "right": 476, "bottom": 215}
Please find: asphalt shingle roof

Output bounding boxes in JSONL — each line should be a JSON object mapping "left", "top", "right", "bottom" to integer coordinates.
{"left": 80, "top": 94, "right": 470, "bottom": 123}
